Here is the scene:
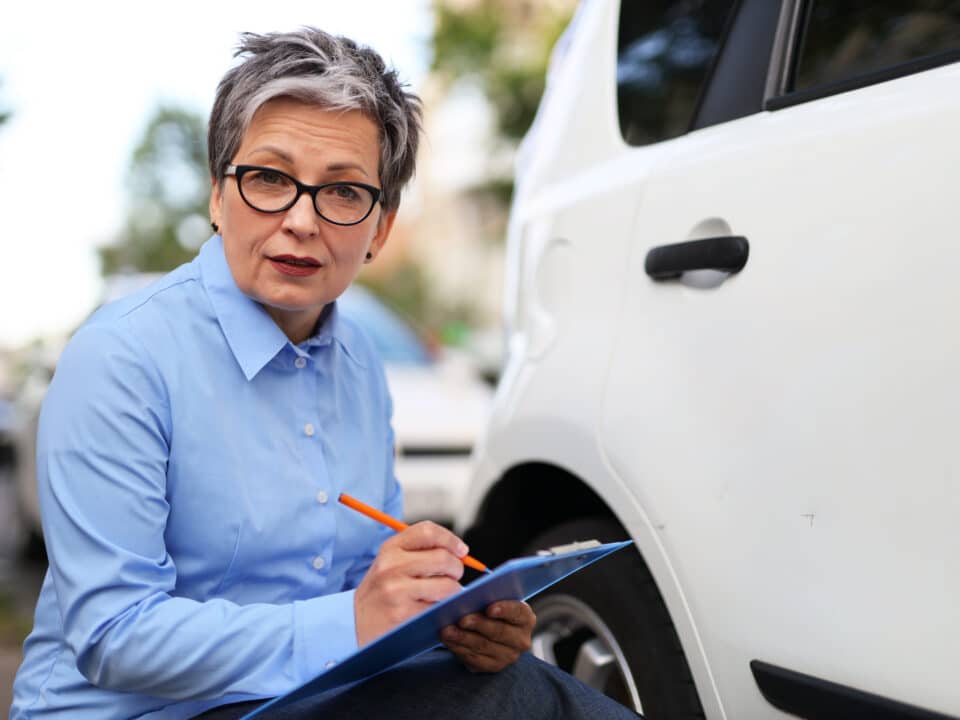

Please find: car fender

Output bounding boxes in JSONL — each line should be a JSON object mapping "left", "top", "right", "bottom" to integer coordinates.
{"left": 459, "top": 411, "right": 727, "bottom": 720}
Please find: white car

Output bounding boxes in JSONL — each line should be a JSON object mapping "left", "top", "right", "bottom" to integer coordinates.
{"left": 14, "top": 278, "right": 491, "bottom": 552}
{"left": 459, "top": 2, "right": 960, "bottom": 719}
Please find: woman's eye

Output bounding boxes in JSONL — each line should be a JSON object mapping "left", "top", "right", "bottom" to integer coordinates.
{"left": 331, "top": 184, "right": 360, "bottom": 201}
{"left": 253, "top": 170, "right": 286, "bottom": 186}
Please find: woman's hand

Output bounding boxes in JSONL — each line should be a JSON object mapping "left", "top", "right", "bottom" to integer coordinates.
{"left": 354, "top": 521, "right": 467, "bottom": 646}
{"left": 440, "top": 600, "right": 536, "bottom": 673}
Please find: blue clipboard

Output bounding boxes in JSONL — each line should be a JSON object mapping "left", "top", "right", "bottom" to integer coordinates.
{"left": 242, "top": 540, "right": 632, "bottom": 718}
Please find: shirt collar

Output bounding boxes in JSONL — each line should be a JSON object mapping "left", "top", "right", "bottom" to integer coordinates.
{"left": 301, "top": 296, "right": 368, "bottom": 369}
{"left": 199, "top": 235, "right": 367, "bottom": 380}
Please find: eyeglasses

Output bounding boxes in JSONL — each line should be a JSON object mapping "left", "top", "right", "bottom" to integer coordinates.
{"left": 224, "top": 164, "right": 382, "bottom": 226}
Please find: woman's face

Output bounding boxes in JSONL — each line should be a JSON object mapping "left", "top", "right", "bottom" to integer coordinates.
{"left": 209, "top": 97, "right": 395, "bottom": 341}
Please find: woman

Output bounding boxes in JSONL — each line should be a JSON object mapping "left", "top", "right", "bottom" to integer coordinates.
{"left": 11, "top": 28, "right": 638, "bottom": 719}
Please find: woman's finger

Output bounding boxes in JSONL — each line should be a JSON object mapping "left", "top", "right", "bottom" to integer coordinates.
{"left": 443, "top": 641, "right": 505, "bottom": 673}
{"left": 458, "top": 613, "right": 532, "bottom": 652}
{"left": 486, "top": 600, "right": 536, "bottom": 628}
{"left": 380, "top": 547, "right": 465, "bottom": 580}
{"left": 392, "top": 521, "right": 470, "bottom": 558}
{"left": 441, "top": 629, "right": 514, "bottom": 672}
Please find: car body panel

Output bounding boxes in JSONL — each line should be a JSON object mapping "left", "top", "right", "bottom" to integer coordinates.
{"left": 601, "top": 62, "right": 960, "bottom": 716}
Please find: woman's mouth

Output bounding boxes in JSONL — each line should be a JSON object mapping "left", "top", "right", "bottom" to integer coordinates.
{"left": 268, "top": 254, "right": 322, "bottom": 277}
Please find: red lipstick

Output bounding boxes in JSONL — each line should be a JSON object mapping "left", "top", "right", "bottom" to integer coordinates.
{"left": 268, "top": 254, "right": 322, "bottom": 277}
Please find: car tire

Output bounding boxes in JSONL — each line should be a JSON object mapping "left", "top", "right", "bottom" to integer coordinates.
{"left": 525, "top": 517, "right": 704, "bottom": 719}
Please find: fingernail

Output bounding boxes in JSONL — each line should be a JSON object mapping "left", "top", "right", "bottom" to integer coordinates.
{"left": 490, "top": 605, "right": 501, "bottom": 617}
{"left": 457, "top": 542, "right": 469, "bottom": 556}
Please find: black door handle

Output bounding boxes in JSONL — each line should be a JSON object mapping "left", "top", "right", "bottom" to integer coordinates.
{"left": 645, "top": 236, "right": 749, "bottom": 280}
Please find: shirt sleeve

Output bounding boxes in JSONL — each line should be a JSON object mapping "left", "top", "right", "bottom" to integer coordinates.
{"left": 37, "top": 320, "right": 357, "bottom": 700}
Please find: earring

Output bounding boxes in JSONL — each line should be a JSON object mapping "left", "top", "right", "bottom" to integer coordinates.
{"left": 365, "top": 252, "right": 372, "bottom": 260}
{"left": 211, "top": 221, "right": 219, "bottom": 233}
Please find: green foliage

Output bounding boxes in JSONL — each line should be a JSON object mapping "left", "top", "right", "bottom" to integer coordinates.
{"left": 472, "top": 176, "right": 515, "bottom": 210}
{"left": 0, "top": 77, "right": 11, "bottom": 127}
{"left": 98, "top": 105, "right": 210, "bottom": 275}
{"left": 358, "top": 262, "right": 432, "bottom": 331}
{"left": 431, "top": 3, "right": 501, "bottom": 77}
{"left": 359, "top": 262, "right": 480, "bottom": 349}
{"left": 430, "top": 0, "right": 574, "bottom": 141}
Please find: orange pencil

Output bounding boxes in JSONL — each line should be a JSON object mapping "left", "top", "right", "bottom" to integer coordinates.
{"left": 338, "top": 492, "right": 490, "bottom": 573}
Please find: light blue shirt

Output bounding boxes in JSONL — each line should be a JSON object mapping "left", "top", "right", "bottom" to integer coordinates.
{"left": 11, "top": 236, "right": 401, "bottom": 719}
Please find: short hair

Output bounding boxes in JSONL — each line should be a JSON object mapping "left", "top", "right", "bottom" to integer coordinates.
{"left": 208, "top": 27, "right": 422, "bottom": 212}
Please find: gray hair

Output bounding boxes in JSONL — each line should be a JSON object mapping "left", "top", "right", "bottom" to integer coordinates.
{"left": 208, "top": 27, "right": 422, "bottom": 212}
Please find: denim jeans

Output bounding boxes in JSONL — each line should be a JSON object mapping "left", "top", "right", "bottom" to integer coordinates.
{"left": 193, "top": 649, "right": 641, "bottom": 719}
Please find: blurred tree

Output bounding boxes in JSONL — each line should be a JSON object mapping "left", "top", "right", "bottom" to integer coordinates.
{"left": 98, "top": 105, "right": 210, "bottom": 275}
{"left": 358, "top": 260, "right": 436, "bottom": 337}
{"left": 429, "top": 0, "right": 574, "bottom": 225}
{"left": 0, "top": 77, "right": 11, "bottom": 127}
{"left": 430, "top": 0, "right": 575, "bottom": 142}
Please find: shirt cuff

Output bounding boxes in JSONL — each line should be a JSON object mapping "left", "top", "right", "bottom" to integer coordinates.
{"left": 292, "top": 589, "right": 359, "bottom": 684}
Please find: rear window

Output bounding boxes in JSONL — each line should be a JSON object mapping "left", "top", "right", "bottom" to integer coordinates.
{"left": 793, "top": 1, "right": 960, "bottom": 91}
{"left": 617, "top": 0, "right": 737, "bottom": 146}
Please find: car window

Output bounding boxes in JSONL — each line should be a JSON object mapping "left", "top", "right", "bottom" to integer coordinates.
{"left": 337, "top": 287, "right": 433, "bottom": 366}
{"left": 617, "top": 0, "right": 738, "bottom": 146}
{"left": 792, "top": 1, "right": 960, "bottom": 91}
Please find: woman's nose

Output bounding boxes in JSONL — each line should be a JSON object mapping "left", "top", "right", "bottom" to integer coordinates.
{"left": 281, "top": 192, "right": 320, "bottom": 237}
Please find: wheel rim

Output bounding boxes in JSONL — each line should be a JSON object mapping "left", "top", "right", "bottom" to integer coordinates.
{"left": 530, "top": 593, "right": 642, "bottom": 713}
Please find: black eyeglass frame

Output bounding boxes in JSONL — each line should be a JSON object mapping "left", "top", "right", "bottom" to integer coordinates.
{"left": 224, "top": 164, "right": 383, "bottom": 226}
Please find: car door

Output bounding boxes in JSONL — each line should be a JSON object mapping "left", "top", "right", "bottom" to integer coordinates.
{"left": 600, "top": 1, "right": 960, "bottom": 717}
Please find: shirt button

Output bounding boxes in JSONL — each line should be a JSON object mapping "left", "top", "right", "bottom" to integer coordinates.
{"left": 304, "top": 423, "right": 315, "bottom": 437}
{"left": 316, "top": 490, "right": 329, "bottom": 504}
{"left": 294, "top": 356, "right": 307, "bottom": 369}
{"left": 312, "top": 556, "right": 325, "bottom": 570}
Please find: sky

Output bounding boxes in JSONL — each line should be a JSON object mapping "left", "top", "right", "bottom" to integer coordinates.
{"left": 0, "top": 0, "right": 433, "bottom": 349}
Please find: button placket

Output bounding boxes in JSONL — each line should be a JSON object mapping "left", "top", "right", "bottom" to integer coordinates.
{"left": 298, "top": 346, "right": 333, "bottom": 579}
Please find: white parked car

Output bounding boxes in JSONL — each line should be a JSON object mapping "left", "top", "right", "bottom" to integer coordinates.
{"left": 14, "top": 277, "right": 491, "bottom": 552}
{"left": 459, "top": 2, "right": 960, "bottom": 719}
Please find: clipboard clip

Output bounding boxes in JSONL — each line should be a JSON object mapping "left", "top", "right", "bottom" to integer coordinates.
{"left": 536, "top": 539, "right": 602, "bottom": 556}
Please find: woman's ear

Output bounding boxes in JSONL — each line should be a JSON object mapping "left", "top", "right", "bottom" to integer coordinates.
{"left": 366, "top": 209, "right": 397, "bottom": 262}
{"left": 209, "top": 178, "right": 223, "bottom": 233}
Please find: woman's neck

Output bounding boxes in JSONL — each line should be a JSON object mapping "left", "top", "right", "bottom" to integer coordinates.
{"left": 263, "top": 304, "right": 329, "bottom": 344}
